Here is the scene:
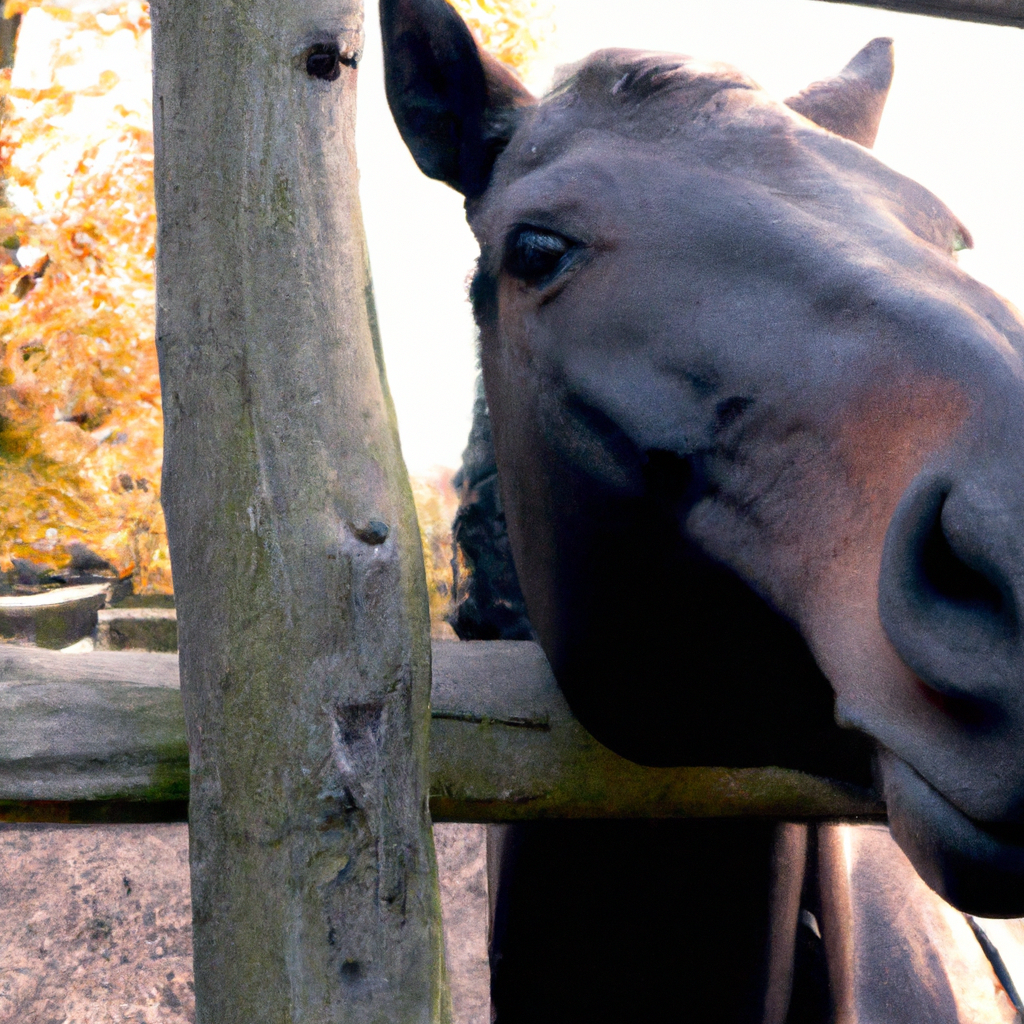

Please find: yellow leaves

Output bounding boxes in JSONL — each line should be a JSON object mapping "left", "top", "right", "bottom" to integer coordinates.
{"left": 410, "top": 471, "right": 459, "bottom": 639}
{"left": 77, "top": 70, "right": 119, "bottom": 97}
{"left": 39, "top": 4, "right": 75, "bottom": 22}
{"left": 448, "top": 0, "right": 554, "bottom": 74}
{"left": 3, "top": 82, "right": 64, "bottom": 102}
{"left": 5, "top": 2, "right": 72, "bottom": 21}
{"left": 0, "top": 2, "right": 167, "bottom": 593}
{"left": 3, "top": 1, "right": 151, "bottom": 38}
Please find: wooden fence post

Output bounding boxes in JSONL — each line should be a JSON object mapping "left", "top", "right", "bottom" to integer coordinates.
{"left": 150, "top": 0, "right": 449, "bottom": 1019}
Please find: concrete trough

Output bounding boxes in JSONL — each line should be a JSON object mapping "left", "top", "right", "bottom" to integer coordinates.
{"left": 0, "top": 585, "right": 110, "bottom": 649}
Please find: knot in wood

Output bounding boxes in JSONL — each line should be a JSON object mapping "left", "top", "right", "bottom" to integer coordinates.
{"left": 351, "top": 520, "right": 389, "bottom": 545}
{"left": 305, "top": 41, "right": 357, "bottom": 81}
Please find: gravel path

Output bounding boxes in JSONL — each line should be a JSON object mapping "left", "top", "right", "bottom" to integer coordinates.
{"left": 0, "top": 822, "right": 490, "bottom": 1024}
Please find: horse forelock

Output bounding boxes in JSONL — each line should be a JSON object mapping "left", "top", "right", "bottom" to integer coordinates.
{"left": 547, "top": 49, "right": 758, "bottom": 114}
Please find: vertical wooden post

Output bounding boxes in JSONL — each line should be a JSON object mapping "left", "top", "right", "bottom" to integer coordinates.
{"left": 151, "top": 0, "right": 449, "bottom": 1019}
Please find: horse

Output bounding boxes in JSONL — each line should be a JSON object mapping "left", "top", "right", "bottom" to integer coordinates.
{"left": 380, "top": 2, "right": 1024, "bottom": 1020}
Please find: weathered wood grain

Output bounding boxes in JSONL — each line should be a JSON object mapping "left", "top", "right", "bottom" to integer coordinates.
{"left": 96, "top": 608, "right": 178, "bottom": 652}
{"left": 0, "top": 649, "right": 186, "bottom": 817}
{"left": 0, "top": 644, "right": 884, "bottom": 823}
{"left": 149, "top": 0, "right": 446, "bottom": 1015}
{"left": 429, "top": 642, "right": 884, "bottom": 822}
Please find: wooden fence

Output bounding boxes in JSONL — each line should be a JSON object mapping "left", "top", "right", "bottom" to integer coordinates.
{"left": 0, "top": 642, "right": 882, "bottom": 826}
{"left": 823, "top": 0, "right": 1023, "bottom": 26}
{"left": 0, "top": 0, "right": 1018, "bottom": 1020}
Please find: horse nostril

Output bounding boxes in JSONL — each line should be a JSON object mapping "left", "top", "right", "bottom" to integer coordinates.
{"left": 643, "top": 449, "right": 694, "bottom": 503}
{"left": 880, "top": 476, "right": 1018, "bottom": 702}
{"left": 918, "top": 496, "right": 1004, "bottom": 619}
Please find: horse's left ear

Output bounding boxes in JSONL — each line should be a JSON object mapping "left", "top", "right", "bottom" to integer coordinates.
{"left": 380, "top": 0, "right": 536, "bottom": 197}
{"left": 784, "top": 37, "right": 894, "bottom": 148}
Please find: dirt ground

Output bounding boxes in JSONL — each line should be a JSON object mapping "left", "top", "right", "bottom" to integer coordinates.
{"left": 0, "top": 822, "right": 490, "bottom": 1024}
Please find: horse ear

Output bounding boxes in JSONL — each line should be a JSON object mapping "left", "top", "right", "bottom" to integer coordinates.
{"left": 380, "top": 0, "right": 536, "bottom": 197}
{"left": 784, "top": 37, "right": 894, "bottom": 149}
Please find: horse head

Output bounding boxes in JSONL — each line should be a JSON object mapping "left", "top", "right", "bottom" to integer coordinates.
{"left": 381, "top": 0, "right": 1024, "bottom": 916}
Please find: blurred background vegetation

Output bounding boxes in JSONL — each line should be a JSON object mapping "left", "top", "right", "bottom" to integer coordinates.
{"left": 0, "top": 0, "right": 550, "bottom": 624}
{"left": 1, "top": 1, "right": 163, "bottom": 591}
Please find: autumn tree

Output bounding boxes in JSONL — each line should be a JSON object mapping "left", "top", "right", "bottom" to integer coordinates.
{"left": 449, "top": 0, "right": 554, "bottom": 73}
{"left": 0, "top": 0, "right": 549, "bottom": 610}
{"left": 0, "top": 0, "right": 167, "bottom": 591}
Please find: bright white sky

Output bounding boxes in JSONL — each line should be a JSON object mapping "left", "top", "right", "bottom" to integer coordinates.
{"left": 9, "top": 2, "right": 152, "bottom": 215}
{"left": 12, "top": 0, "right": 1024, "bottom": 474}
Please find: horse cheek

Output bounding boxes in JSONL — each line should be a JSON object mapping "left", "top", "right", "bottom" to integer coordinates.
{"left": 800, "top": 377, "right": 972, "bottom": 722}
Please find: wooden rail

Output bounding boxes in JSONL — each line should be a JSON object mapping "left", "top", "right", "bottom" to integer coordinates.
{"left": 816, "top": 0, "right": 1024, "bottom": 27}
{"left": 116, "top": 0, "right": 1017, "bottom": 1017}
{"left": 0, "top": 641, "right": 883, "bottom": 825}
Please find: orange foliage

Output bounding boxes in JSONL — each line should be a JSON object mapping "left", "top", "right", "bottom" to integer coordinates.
{"left": 410, "top": 470, "right": 459, "bottom": 639}
{"left": 0, "top": 1, "right": 167, "bottom": 590}
{"left": 0, "top": 0, "right": 543, "bottom": 608}
{"left": 448, "top": 0, "right": 554, "bottom": 74}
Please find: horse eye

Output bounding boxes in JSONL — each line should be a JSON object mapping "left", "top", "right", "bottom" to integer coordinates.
{"left": 504, "top": 227, "right": 575, "bottom": 284}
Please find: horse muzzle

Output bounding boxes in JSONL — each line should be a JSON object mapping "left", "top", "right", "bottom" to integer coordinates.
{"left": 875, "top": 463, "right": 1024, "bottom": 916}
{"left": 878, "top": 748, "right": 1024, "bottom": 917}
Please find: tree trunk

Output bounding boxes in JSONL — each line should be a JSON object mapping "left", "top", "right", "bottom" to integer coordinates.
{"left": 1, "top": 12, "right": 20, "bottom": 206}
{"left": 0, "top": 13, "right": 18, "bottom": 72}
{"left": 150, "top": 0, "right": 449, "bottom": 1019}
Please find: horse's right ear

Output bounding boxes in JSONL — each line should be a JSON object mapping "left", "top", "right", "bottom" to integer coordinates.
{"left": 380, "top": 0, "right": 536, "bottom": 197}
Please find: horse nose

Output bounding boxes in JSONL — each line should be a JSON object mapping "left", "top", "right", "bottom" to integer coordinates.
{"left": 879, "top": 471, "right": 1024, "bottom": 716}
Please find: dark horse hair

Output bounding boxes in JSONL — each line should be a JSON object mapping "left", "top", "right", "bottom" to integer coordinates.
{"left": 447, "top": 376, "right": 533, "bottom": 641}
{"left": 382, "top": 0, "right": 1024, "bottom": 1013}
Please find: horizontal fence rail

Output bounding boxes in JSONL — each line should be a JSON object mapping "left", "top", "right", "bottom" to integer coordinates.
{"left": 816, "top": 0, "right": 1024, "bottom": 26}
{"left": 0, "top": 641, "right": 883, "bottom": 825}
